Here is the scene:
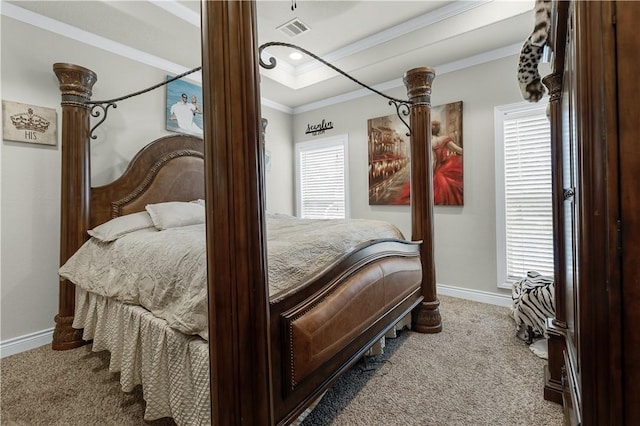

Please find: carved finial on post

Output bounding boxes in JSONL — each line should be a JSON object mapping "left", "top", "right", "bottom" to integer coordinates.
{"left": 52, "top": 63, "right": 97, "bottom": 350}
{"left": 542, "top": 73, "right": 563, "bottom": 104}
{"left": 403, "top": 67, "right": 442, "bottom": 333}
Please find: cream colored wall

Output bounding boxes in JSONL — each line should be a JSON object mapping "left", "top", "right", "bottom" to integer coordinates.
{"left": 0, "top": 16, "right": 293, "bottom": 342}
{"left": 263, "top": 108, "right": 294, "bottom": 215}
{"left": 1, "top": 12, "right": 535, "bottom": 343}
{"left": 293, "top": 56, "right": 526, "bottom": 296}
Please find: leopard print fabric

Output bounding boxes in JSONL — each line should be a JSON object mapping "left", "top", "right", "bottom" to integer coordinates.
{"left": 517, "top": 0, "right": 552, "bottom": 102}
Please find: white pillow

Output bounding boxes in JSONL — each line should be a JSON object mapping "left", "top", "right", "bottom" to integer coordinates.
{"left": 145, "top": 201, "right": 205, "bottom": 230}
{"left": 191, "top": 199, "right": 205, "bottom": 207}
{"left": 87, "top": 211, "right": 155, "bottom": 242}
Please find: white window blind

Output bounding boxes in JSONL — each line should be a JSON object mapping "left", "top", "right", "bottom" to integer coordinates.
{"left": 295, "top": 135, "right": 349, "bottom": 219}
{"left": 495, "top": 103, "right": 554, "bottom": 287}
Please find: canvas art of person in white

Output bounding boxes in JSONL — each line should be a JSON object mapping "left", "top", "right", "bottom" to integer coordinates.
{"left": 169, "top": 92, "right": 203, "bottom": 135}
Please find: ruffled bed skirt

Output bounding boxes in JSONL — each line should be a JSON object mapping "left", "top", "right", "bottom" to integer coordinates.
{"left": 72, "top": 288, "right": 410, "bottom": 425}
{"left": 73, "top": 288, "right": 211, "bottom": 424}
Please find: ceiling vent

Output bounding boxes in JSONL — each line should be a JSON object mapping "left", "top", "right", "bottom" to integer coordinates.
{"left": 277, "top": 18, "right": 310, "bottom": 37}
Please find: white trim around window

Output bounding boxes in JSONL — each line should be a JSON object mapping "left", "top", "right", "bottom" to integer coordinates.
{"left": 295, "top": 134, "right": 350, "bottom": 219}
{"left": 494, "top": 101, "right": 554, "bottom": 289}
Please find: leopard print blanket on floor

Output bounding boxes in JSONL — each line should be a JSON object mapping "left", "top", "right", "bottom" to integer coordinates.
{"left": 517, "top": 0, "right": 552, "bottom": 102}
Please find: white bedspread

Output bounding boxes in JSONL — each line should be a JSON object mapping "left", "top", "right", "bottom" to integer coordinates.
{"left": 60, "top": 215, "right": 403, "bottom": 340}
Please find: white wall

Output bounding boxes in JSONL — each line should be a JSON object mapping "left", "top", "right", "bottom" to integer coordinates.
{"left": 293, "top": 56, "right": 527, "bottom": 297}
{"left": 0, "top": 15, "right": 294, "bottom": 345}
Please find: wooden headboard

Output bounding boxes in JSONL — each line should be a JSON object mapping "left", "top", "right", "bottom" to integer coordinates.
{"left": 89, "top": 135, "right": 204, "bottom": 228}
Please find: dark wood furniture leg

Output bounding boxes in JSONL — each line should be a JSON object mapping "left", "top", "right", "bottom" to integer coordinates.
{"left": 543, "top": 68, "right": 566, "bottom": 405}
{"left": 52, "top": 63, "right": 97, "bottom": 350}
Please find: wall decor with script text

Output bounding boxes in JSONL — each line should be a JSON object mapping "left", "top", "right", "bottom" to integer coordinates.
{"left": 2, "top": 100, "right": 58, "bottom": 146}
{"left": 305, "top": 119, "right": 333, "bottom": 136}
{"left": 368, "top": 101, "right": 463, "bottom": 206}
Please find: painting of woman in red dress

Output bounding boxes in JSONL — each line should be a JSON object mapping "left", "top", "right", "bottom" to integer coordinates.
{"left": 367, "top": 101, "right": 463, "bottom": 206}
{"left": 431, "top": 119, "right": 463, "bottom": 205}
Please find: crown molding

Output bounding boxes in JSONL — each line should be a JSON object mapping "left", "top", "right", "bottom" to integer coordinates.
{"left": 2, "top": 2, "right": 522, "bottom": 116}
{"left": 150, "top": 0, "right": 494, "bottom": 88}
{"left": 257, "top": 0, "right": 527, "bottom": 92}
{"left": 148, "top": 0, "right": 491, "bottom": 79}
{"left": 294, "top": 0, "right": 491, "bottom": 76}
{"left": 148, "top": 0, "right": 200, "bottom": 27}
{"left": 261, "top": 97, "right": 294, "bottom": 114}
{"left": 0, "top": 2, "right": 292, "bottom": 112}
{"left": 293, "top": 78, "right": 403, "bottom": 115}
{"left": 2, "top": 2, "right": 192, "bottom": 77}
{"left": 293, "top": 42, "right": 522, "bottom": 115}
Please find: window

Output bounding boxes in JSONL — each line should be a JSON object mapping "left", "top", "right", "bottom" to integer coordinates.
{"left": 295, "top": 135, "right": 349, "bottom": 219}
{"left": 494, "top": 102, "right": 553, "bottom": 288}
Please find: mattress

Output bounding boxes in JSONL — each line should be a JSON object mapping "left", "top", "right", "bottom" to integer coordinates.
{"left": 63, "top": 212, "right": 408, "bottom": 424}
{"left": 60, "top": 214, "right": 404, "bottom": 340}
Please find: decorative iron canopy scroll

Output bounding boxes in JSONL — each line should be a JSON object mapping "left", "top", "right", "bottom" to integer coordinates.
{"left": 258, "top": 41, "right": 412, "bottom": 136}
{"left": 83, "top": 41, "right": 417, "bottom": 140}
{"left": 85, "top": 66, "right": 202, "bottom": 140}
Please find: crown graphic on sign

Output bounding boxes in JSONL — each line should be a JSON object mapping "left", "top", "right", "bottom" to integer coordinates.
{"left": 10, "top": 108, "right": 50, "bottom": 133}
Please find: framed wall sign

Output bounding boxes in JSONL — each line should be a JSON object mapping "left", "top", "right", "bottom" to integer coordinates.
{"left": 2, "top": 100, "right": 57, "bottom": 146}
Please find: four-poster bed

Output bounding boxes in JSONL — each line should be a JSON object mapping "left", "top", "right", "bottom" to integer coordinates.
{"left": 52, "top": 2, "right": 442, "bottom": 424}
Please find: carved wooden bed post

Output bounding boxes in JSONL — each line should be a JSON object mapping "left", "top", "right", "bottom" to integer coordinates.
{"left": 404, "top": 67, "right": 442, "bottom": 333}
{"left": 201, "top": 1, "right": 273, "bottom": 424}
{"left": 52, "top": 63, "right": 97, "bottom": 350}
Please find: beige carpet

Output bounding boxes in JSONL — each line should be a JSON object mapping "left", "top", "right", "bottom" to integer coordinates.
{"left": 0, "top": 296, "right": 564, "bottom": 425}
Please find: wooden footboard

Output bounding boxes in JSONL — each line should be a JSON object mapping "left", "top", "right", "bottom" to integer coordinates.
{"left": 269, "top": 239, "right": 422, "bottom": 425}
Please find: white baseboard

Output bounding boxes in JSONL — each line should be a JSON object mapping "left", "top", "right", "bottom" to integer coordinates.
{"left": 0, "top": 284, "right": 510, "bottom": 359}
{"left": 0, "top": 328, "right": 53, "bottom": 359}
{"left": 437, "top": 283, "right": 512, "bottom": 308}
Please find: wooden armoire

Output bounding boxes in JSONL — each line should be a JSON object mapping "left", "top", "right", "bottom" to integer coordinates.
{"left": 542, "top": 1, "right": 640, "bottom": 425}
